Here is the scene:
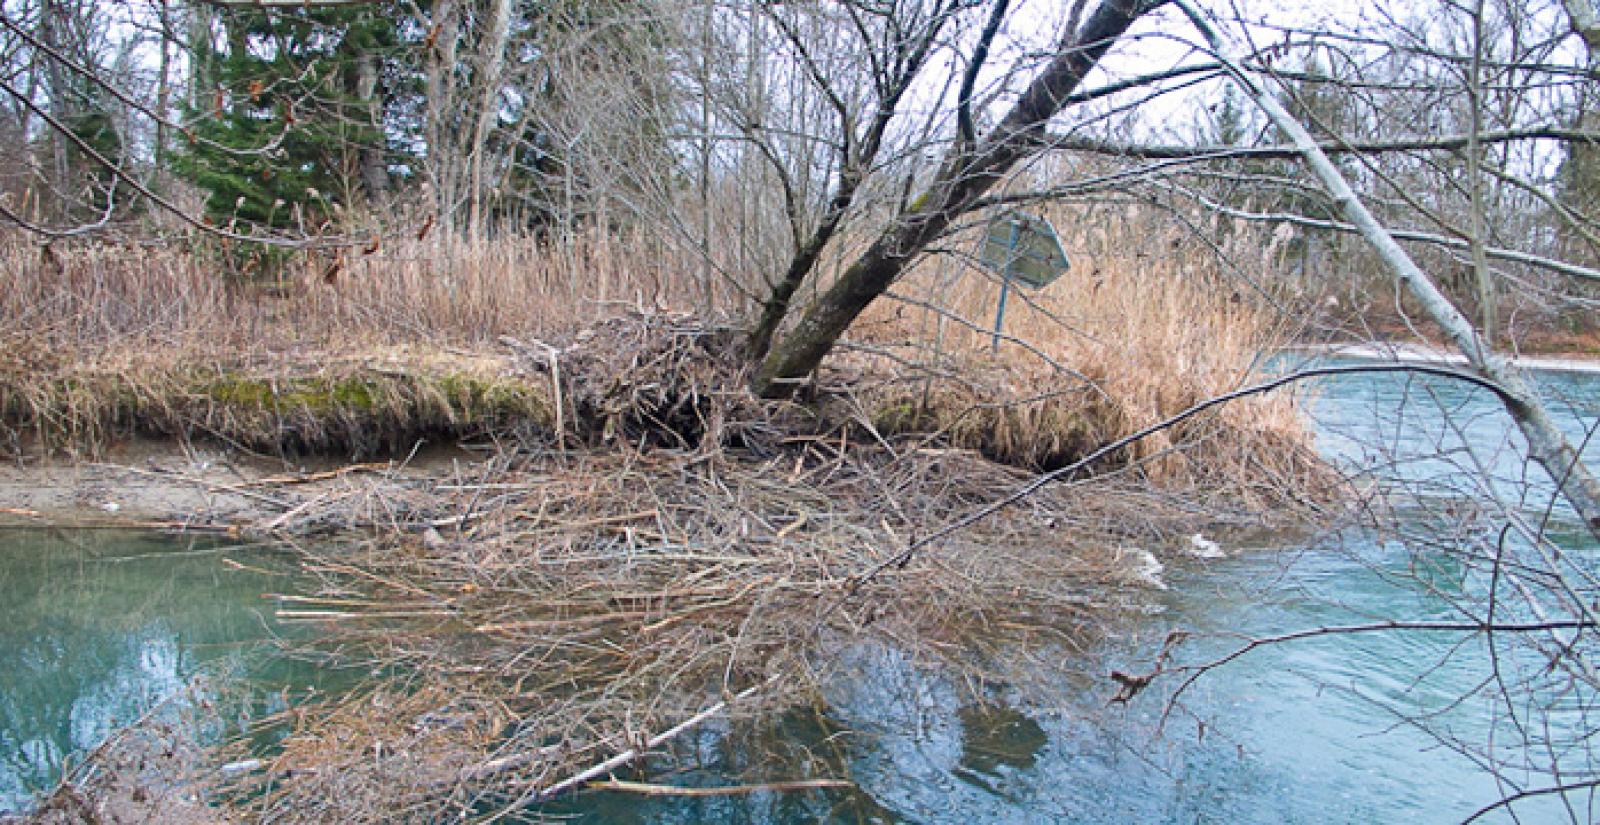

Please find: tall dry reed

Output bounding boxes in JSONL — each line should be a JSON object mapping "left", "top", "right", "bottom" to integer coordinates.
{"left": 1, "top": 228, "right": 717, "bottom": 357}
{"left": 2, "top": 203, "right": 1323, "bottom": 496}
{"left": 852, "top": 202, "right": 1319, "bottom": 496}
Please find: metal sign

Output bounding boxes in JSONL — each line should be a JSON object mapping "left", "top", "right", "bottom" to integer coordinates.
{"left": 978, "top": 210, "right": 1070, "bottom": 351}
{"left": 979, "top": 211, "right": 1070, "bottom": 289}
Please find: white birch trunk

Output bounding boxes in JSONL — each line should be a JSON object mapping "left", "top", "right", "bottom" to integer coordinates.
{"left": 1174, "top": 0, "right": 1600, "bottom": 535}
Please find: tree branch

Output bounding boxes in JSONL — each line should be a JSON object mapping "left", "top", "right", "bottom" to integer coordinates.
{"left": 1042, "top": 125, "right": 1600, "bottom": 160}
{"left": 1170, "top": 0, "right": 1600, "bottom": 537}
{"left": 957, "top": 0, "right": 1012, "bottom": 148}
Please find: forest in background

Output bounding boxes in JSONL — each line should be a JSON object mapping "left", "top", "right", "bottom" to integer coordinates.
{"left": 6, "top": 0, "right": 1599, "bottom": 342}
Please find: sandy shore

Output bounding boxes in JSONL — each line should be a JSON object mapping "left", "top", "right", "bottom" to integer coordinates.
{"left": 0, "top": 439, "right": 472, "bottom": 531}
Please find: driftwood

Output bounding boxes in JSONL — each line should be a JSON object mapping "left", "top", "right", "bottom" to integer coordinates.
{"left": 486, "top": 676, "right": 775, "bottom": 818}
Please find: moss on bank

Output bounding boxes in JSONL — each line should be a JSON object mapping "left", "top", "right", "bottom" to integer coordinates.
{"left": 0, "top": 354, "right": 554, "bottom": 459}
{"left": 1, "top": 316, "right": 1334, "bottom": 516}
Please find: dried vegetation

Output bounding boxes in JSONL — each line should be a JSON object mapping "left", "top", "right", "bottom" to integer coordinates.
{"left": 217, "top": 423, "right": 1299, "bottom": 822}
{"left": 2, "top": 215, "right": 1341, "bottom": 821}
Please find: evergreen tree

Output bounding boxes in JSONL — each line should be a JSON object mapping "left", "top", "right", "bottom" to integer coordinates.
{"left": 176, "top": 9, "right": 397, "bottom": 231}
{"left": 63, "top": 108, "right": 122, "bottom": 216}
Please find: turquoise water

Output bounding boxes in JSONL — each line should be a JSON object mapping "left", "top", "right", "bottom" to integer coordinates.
{"left": 549, "top": 362, "right": 1600, "bottom": 823}
{"left": 2, "top": 362, "right": 1597, "bottom": 822}
{"left": 0, "top": 531, "right": 317, "bottom": 814}
{"left": 1289, "top": 356, "right": 1600, "bottom": 512}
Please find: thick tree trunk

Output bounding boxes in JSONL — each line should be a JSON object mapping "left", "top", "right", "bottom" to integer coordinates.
{"left": 746, "top": 180, "right": 859, "bottom": 362}
{"left": 754, "top": 0, "right": 1160, "bottom": 395}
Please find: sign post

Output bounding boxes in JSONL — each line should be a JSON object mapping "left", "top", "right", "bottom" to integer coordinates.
{"left": 979, "top": 211, "right": 1070, "bottom": 352}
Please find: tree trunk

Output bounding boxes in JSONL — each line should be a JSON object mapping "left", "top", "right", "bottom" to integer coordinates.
{"left": 355, "top": 50, "right": 389, "bottom": 204}
{"left": 40, "top": 0, "right": 73, "bottom": 208}
{"left": 754, "top": 0, "right": 1159, "bottom": 395}
{"left": 188, "top": 3, "right": 212, "bottom": 113}
{"left": 423, "top": 0, "right": 460, "bottom": 233}
{"left": 1176, "top": 0, "right": 1600, "bottom": 536}
{"left": 466, "top": 0, "right": 512, "bottom": 237}
{"left": 155, "top": 0, "right": 172, "bottom": 167}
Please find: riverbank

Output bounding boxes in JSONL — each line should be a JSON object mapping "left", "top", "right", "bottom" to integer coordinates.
{"left": 0, "top": 320, "right": 1341, "bottom": 823}
{"left": 0, "top": 437, "right": 477, "bottom": 534}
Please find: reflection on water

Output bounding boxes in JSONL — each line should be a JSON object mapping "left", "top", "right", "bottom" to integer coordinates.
{"left": 3, "top": 363, "right": 1596, "bottom": 823}
{"left": 550, "top": 549, "right": 1587, "bottom": 823}
{"left": 954, "top": 704, "right": 1048, "bottom": 785}
{"left": 0, "top": 531, "right": 312, "bottom": 813}
{"left": 547, "top": 363, "right": 1600, "bottom": 824}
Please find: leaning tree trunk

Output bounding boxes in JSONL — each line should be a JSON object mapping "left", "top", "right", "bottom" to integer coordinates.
{"left": 753, "top": 0, "right": 1162, "bottom": 395}
{"left": 1171, "top": 0, "right": 1600, "bottom": 536}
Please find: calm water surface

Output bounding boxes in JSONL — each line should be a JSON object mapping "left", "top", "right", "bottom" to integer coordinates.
{"left": 2, "top": 362, "right": 1597, "bottom": 822}
{"left": 557, "top": 361, "right": 1600, "bottom": 823}
{"left": 0, "top": 531, "right": 318, "bottom": 813}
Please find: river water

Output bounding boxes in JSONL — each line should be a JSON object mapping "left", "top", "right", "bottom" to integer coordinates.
{"left": 2, "top": 362, "right": 1597, "bottom": 822}
{"left": 0, "top": 532, "right": 320, "bottom": 814}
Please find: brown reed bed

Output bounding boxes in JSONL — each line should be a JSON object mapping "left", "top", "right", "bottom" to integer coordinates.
{"left": 1, "top": 205, "right": 1318, "bottom": 477}
{"left": 846, "top": 202, "right": 1322, "bottom": 507}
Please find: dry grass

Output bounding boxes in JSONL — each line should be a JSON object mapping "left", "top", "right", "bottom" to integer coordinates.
{"left": 0, "top": 212, "right": 1345, "bottom": 822}
{"left": 850, "top": 203, "right": 1322, "bottom": 501}
{"left": 1, "top": 229, "right": 712, "bottom": 354}
{"left": 0, "top": 230, "right": 697, "bottom": 457}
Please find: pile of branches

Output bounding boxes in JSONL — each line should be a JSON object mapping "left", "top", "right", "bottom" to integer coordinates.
{"left": 192, "top": 314, "right": 1338, "bottom": 821}
{"left": 221, "top": 437, "right": 1241, "bottom": 822}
